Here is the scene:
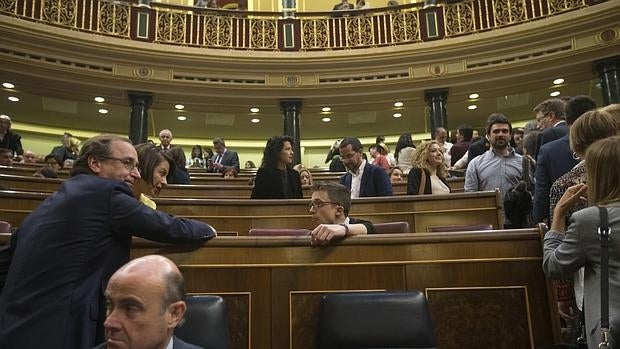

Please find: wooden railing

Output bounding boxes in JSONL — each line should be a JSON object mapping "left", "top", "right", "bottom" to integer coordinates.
{"left": 0, "top": 0, "right": 594, "bottom": 51}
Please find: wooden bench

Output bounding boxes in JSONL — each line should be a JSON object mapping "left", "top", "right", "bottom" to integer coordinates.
{"left": 0, "top": 173, "right": 465, "bottom": 198}
{"left": 0, "top": 189, "right": 503, "bottom": 234}
{"left": 0, "top": 227, "right": 557, "bottom": 349}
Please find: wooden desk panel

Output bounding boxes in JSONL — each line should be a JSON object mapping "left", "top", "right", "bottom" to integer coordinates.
{"left": 125, "top": 230, "right": 554, "bottom": 349}
{"left": 0, "top": 190, "right": 502, "bottom": 234}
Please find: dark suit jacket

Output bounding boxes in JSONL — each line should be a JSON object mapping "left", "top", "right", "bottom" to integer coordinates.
{"left": 406, "top": 167, "right": 451, "bottom": 195}
{"left": 208, "top": 150, "right": 240, "bottom": 173}
{"left": 467, "top": 138, "right": 489, "bottom": 163}
{"left": 535, "top": 122, "right": 569, "bottom": 159}
{"left": 251, "top": 167, "right": 303, "bottom": 199}
{"left": 92, "top": 335, "right": 204, "bottom": 349}
{"left": 51, "top": 145, "right": 77, "bottom": 163}
{"left": 532, "top": 135, "right": 579, "bottom": 224}
{"left": 0, "top": 131, "right": 23, "bottom": 156}
{"left": 339, "top": 162, "right": 393, "bottom": 197}
{"left": 0, "top": 175, "right": 215, "bottom": 349}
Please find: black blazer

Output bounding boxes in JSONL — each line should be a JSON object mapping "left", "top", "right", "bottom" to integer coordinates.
{"left": 406, "top": 167, "right": 451, "bottom": 195}
{"left": 0, "top": 131, "right": 23, "bottom": 156}
{"left": 251, "top": 167, "right": 303, "bottom": 199}
{"left": 0, "top": 175, "right": 215, "bottom": 348}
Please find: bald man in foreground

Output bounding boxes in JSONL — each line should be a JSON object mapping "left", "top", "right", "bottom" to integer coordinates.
{"left": 94, "top": 255, "right": 203, "bottom": 349}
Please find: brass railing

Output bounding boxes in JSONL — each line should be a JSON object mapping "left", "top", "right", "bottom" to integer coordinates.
{"left": 0, "top": 0, "right": 593, "bottom": 51}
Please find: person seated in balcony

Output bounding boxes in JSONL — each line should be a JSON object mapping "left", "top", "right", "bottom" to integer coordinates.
{"left": 309, "top": 181, "right": 375, "bottom": 246}
{"left": 333, "top": 0, "right": 354, "bottom": 11}
{"left": 387, "top": 0, "right": 399, "bottom": 6}
{"left": 355, "top": 0, "right": 370, "bottom": 9}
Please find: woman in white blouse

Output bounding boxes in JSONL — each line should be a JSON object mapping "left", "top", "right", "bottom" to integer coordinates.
{"left": 394, "top": 133, "right": 416, "bottom": 174}
{"left": 406, "top": 140, "right": 451, "bottom": 195}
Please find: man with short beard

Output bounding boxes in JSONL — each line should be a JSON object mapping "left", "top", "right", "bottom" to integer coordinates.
{"left": 464, "top": 113, "right": 523, "bottom": 228}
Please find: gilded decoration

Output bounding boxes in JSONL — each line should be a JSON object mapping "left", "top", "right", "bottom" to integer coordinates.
{"left": 133, "top": 66, "right": 153, "bottom": 79}
{"left": 428, "top": 63, "right": 447, "bottom": 76}
{"left": 42, "top": 0, "right": 77, "bottom": 26}
{"left": 0, "top": 0, "right": 16, "bottom": 14}
{"left": 346, "top": 15, "right": 374, "bottom": 47}
{"left": 493, "top": 0, "right": 527, "bottom": 26}
{"left": 98, "top": 2, "right": 130, "bottom": 37}
{"left": 301, "top": 19, "right": 329, "bottom": 49}
{"left": 203, "top": 15, "right": 232, "bottom": 47}
{"left": 157, "top": 11, "right": 186, "bottom": 44}
{"left": 444, "top": 1, "right": 476, "bottom": 36}
{"left": 548, "top": 0, "right": 586, "bottom": 14}
{"left": 285, "top": 75, "right": 300, "bottom": 87}
{"left": 391, "top": 11, "right": 420, "bottom": 43}
{"left": 250, "top": 19, "right": 277, "bottom": 49}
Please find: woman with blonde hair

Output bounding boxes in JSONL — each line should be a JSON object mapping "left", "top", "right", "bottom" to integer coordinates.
{"left": 543, "top": 135, "right": 620, "bottom": 349}
{"left": 406, "top": 140, "right": 450, "bottom": 195}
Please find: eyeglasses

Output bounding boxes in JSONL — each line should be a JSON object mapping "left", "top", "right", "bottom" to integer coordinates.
{"left": 308, "top": 201, "right": 339, "bottom": 210}
{"left": 101, "top": 156, "right": 140, "bottom": 172}
{"left": 536, "top": 113, "right": 551, "bottom": 123}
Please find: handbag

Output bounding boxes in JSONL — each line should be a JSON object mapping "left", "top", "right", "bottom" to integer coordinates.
{"left": 417, "top": 167, "right": 426, "bottom": 195}
{"left": 598, "top": 206, "right": 611, "bottom": 348}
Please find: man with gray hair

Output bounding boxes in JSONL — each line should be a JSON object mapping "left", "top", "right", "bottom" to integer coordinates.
{"left": 0, "top": 134, "right": 216, "bottom": 349}
{"left": 93, "top": 255, "right": 203, "bottom": 349}
{"left": 159, "top": 129, "right": 174, "bottom": 152}
{"left": 0, "top": 114, "right": 23, "bottom": 159}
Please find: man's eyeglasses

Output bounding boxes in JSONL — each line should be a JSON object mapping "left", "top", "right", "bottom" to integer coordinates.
{"left": 308, "top": 201, "right": 339, "bottom": 210}
{"left": 101, "top": 156, "right": 140, "bottom": 172}
{"left": 536, "top": 113, "right": 551, "bottom": 123}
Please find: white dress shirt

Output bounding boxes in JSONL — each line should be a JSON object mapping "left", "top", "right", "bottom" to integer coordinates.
{"left": 349, "top": 160, "right": 367, "bottom": 198}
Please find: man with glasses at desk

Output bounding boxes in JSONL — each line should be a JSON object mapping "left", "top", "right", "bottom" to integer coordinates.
{"left": 0, "top": 134, "right": 216, "bottom": 349}
{"left": 309, "top": 181, "right": 375, "bottom": 246}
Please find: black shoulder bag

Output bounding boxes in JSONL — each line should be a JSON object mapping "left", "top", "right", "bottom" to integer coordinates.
{"left": 598, "top": 206, "right": 611, "bottom": 348}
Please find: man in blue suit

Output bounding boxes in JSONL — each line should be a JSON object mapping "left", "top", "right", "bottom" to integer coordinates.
{"left": 338, "top": 137, "right": 393, "bottom": 198}
{"left": 93, "top": 255, "right": 203, "bottom": 349}
{"left": 0, "top": 135, "right": 217, "bottom": 349}
{"left": 532, "top": 96, "right": 597, "bottom": 225}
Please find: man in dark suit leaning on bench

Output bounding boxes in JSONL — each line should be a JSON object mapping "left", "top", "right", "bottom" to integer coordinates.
{"left": 0, "top": 134, "right": 217, "bottom": 349}
{"left": 310, "top": 181, "right": 375, "bottom": 246}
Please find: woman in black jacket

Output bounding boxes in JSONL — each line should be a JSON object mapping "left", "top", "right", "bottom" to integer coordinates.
{"left": 407, "top": 140, "right": 451, "bottom": 195}
{"left": 251, "top": 135, "right": 303, "bottom": 199}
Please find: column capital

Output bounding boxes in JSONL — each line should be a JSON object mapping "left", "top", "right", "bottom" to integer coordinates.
{"left": 280, "top": 99, "right": 303, "bottom": 112}
{"left": 128, "top": 91, "right": 153, "bottom": 106}
{"left": 424, "top": 88, "right": 449, "bottom": 103}
{"left": 594, "top": 56, "right": 620, "bottom": 73}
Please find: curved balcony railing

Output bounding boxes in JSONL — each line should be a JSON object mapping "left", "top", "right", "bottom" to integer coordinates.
{"left": 0, "top": 0, "right": 595, "bottom": 52}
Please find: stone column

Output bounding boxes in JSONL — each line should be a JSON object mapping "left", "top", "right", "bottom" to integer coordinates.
{"left": 424, "top": 88, "right": 449, "bottom": 139}
{"left": 280, "top": 99, "right": 302, "bottom": 165}
{"left": 128, "top": 91, "right": 153, "bottom": 144}
{"left": 595, "top": 56, "right": 620, "bottom": 105}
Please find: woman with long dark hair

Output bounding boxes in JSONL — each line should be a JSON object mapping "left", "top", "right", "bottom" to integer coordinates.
{"left": 251, "top": 135, "right": 302, "bottom": 199}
